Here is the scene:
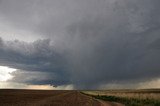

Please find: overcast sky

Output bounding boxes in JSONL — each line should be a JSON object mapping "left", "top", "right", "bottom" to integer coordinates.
{"left": 0, "top": 0, "right": 160, "bottom": 89}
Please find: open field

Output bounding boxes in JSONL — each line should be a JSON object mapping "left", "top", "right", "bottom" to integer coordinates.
{"left": 1, "top": 89, "right": 159, "bottom": 106}
{"left": 0, "top": 89, "right": 124, "bottom": 106}
{"left": 82, "top": 89, "right": 160, "bottom": 106}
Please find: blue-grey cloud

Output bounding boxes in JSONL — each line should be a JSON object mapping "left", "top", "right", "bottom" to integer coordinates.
{"left": 0, "top": 0, "right": 160, "bottom": 89}
{"left": 0, "top": 38, "right": 70, "bottom": 86}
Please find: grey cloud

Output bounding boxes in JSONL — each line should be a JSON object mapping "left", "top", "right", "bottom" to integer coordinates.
{"left": 0, "top": 0, "right": 160, "bottom": 89}
{"left": 0, "top": 37, "right": 70, "bottom": 86}
{"left": 149, "top": 39, "right": 160, "bottom": 50}
{"left": 11, "top": 70, "right": 69, "bottom": 86}
{"left": 64, "top": 0, "right": 160, "bottom": 89}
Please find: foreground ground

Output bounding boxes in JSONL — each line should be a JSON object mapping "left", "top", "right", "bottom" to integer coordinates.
{"left": 0, "top": 89, "right": 124, "bottom": 106}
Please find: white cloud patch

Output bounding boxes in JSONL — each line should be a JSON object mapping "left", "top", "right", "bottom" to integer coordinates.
{"left": 0, "top": 66, "right": 16, "bottom": 81}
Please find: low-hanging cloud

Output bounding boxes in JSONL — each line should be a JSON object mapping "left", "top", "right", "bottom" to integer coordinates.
{"left": 0, "top": 0, "right": 160, "bottom": 89}
{"left": 0, "top": 38, "right": 70, "bottom": 86}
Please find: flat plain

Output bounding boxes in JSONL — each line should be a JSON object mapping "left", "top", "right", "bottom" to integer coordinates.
{"left": 0, "top": 89, "right": 159, "bottom": 106}
{"left": 0, "top": 89, "right": 124, "bottom": 106}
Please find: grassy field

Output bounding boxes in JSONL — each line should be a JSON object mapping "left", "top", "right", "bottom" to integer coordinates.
{"left": 82, "top": 89, "right": 160, "bottom": 106}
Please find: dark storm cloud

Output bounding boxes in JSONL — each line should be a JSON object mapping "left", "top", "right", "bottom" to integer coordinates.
{"left": 66, "top": 19, "right": 160, "bottom": 89}
{"left": 11, "top": 70, "right": 69, "bottom": 86}
{"left": 0, "top": 37, "right": 70, "bottom": 85}
{"left": 0, "top": 0, "right": 160, "bottom": 89}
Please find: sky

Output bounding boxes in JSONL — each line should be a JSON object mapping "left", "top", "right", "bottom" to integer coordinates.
{"left": 0, "top": 0, "right": 160, "bottom": 90}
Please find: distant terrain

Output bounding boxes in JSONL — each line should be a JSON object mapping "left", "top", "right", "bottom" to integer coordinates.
{"left": 0, "top": 89, "right": 160, "bottom": 106}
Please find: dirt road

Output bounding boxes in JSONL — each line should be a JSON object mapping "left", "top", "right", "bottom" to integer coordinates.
{"left": 95, "top": 99, "right": 125, "bottom": 106}
{"left": 0, "top": 90, "right": 124, "bottom": 106}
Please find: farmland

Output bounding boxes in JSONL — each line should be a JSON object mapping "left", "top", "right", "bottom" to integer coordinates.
{"left": 0, "top": 89, "right": 123, "bottom": 106}
{"left": 0, "top": 89, "right": 160, "bottom": 106}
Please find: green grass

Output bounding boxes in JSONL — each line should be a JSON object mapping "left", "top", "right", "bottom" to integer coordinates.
{"left": 94, "top": 95, "right": 160, "bottom": 106}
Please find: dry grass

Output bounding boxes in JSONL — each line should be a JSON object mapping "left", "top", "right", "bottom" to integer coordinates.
{"left": 82, "top": 89, "right": 160, "bottom": 106}
{"left": 83, "top": 89, "right": 160, "bottom": 100}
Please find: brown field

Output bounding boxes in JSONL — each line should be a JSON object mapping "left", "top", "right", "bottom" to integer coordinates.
{"left": 0, "top": 89, "right": 124, "bottom": 106}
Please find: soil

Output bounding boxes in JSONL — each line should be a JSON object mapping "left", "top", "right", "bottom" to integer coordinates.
{"left": 0, "top": 89, "right": 124, "bottom": 106}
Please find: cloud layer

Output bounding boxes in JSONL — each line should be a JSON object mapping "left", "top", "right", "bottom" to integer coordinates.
{"left": 0, "top": 0, "right": 160, "bottom": 89}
